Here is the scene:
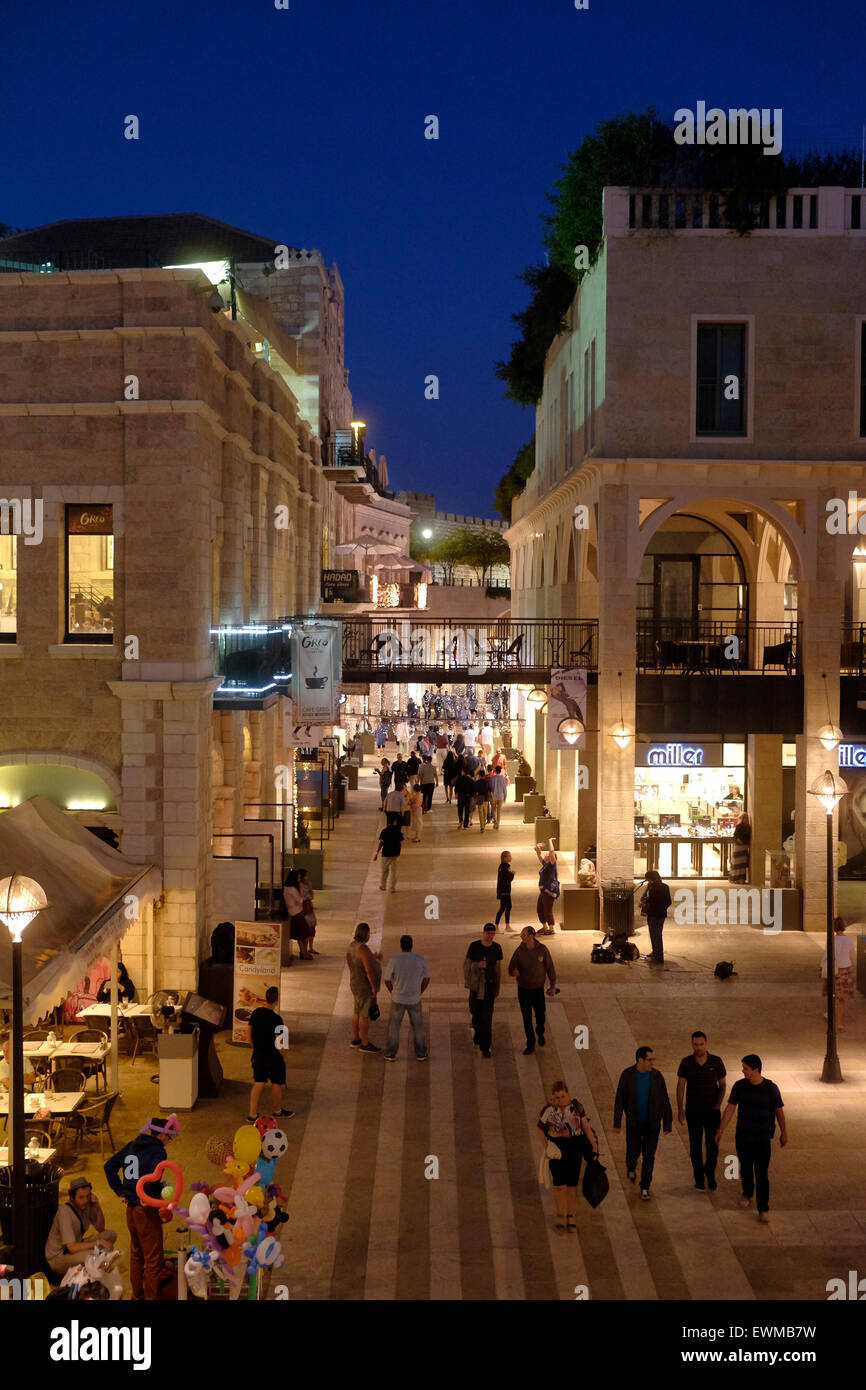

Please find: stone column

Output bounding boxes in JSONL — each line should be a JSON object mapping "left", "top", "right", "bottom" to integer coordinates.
{"left": 533, "top": 706, "right": 547, "bottom": 794}
{"left": 558, "top": 748, "right": 578, "bottom": 873}
{"left": 747, "top": 734, "right": 783, "bottom": 887}
{"left": 596, "top": 485, "right": 636, "bottom": 880}
{"left": 579, "top": 683, "right": 599, "bottom": 859}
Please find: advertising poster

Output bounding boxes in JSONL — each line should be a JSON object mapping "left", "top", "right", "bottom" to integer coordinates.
{"left": 231, "top": 919, "right": 282, "bottom": 1044}
{"left": 547, "top": 667, "right": 587, "bottom": 750}
{"left": 839, "top": 757, "right": 866, "bottom": 878}
{"left": 292, "top": 625, "right": 338, "bottom": 722}
{"left": 296, "top": 765, "right": 329, "bottom": 810}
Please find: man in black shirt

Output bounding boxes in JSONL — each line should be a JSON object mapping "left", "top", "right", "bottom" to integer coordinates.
{"left": 716, "top": 1054, "right": 786, "bottom": 1221}
{"left": 676, "top": 1030, "right": 727, "bottom": 1191}
{"left": 464, "top": 923, "right": 503, "bottom": 1058}
{"left": 376, "top": 821, "right": 404, "bottom": 892}
{"left": 248, "top": 986, "right": 294, "bottom": 1124}
{"left": 455, "top": 769, "right": 476, "bottom": 829}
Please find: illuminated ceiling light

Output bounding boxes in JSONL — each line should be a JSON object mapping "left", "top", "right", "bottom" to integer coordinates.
{"left": 0, "top": 873, "right": 48, "bottom": 942}
{"left": 610, "top": 670, "right": 634, "bottom": 749}
{"left": 515, "top": 683, "right": 532, "bottom": 694}
{"left": 808, "top": 769, "right": 848, "bottom": 814}
{"left": 526, "top": 687, "right": 547, "bottom": 708}
{"left": 817, "top": 723, "right": 843, "bottom": 752}
{"left": 557, "top": 716, "right": 584, "bottom": 745}
{"left": 67, "top": 801, "right": 107, "bottom": 811}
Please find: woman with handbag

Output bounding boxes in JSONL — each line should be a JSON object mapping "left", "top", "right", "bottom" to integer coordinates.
{"left": 284, "top": 868, "right": 315, "bottom": 961}
{"left": 347, "top": 922, "right": 382, "bottom": 1053}
{"left": 538, "top": 1081, "right": 599, "bottom": 1231}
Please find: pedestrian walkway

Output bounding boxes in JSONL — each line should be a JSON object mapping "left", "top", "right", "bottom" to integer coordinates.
{"left": 276, "top": 765, "right": 866, "bottom": 1301}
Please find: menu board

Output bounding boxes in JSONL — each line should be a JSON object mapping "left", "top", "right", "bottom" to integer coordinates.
{"left": 231, "top": 920, "right": 282, "bottom": 1045}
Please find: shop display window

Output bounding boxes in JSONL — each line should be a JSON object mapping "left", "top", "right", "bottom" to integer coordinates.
{"left": 0, "top": 535, "right": 16, "bottom": 641}
{"left": 66, "top": 504, "right": 114, "bottom": 642}
{"left": 634, "top": 749, "right": 745, "bottom": 879}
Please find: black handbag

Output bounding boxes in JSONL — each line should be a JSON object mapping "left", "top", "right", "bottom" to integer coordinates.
{"left": 582, "top": 1156, "right": 609, "bottom": 1208}
{"left": 368, "top": 998, "right": 380, "bottom": 1022}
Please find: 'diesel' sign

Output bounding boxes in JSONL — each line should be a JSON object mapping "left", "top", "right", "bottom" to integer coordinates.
{"left": 292, "top": 624, "right": 339, "bottom": 723}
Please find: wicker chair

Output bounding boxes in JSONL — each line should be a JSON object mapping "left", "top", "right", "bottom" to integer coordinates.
{"left": 67, "top": 1030, "right": 108, "bottom": 1092}
{"left": 65, "top": 1091, "right": 119, "bottom": 1157}
{"left": 47, "top": 1067, "right": 85, "bottom": 1094}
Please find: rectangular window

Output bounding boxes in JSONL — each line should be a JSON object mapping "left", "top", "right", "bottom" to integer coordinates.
{"left": 0, "top": 534, "right": 16, "bottom": 642}
{"left": 696, "top": 323, "right": 747, "bottom": 436}
{"left": 66, "top": 504, "right": 114, "bottom": 642}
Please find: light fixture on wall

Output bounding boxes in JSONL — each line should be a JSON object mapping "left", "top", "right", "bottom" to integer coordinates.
{"left": 610, "top": 671, "right": 634, "bottom": 749}
{"left": 526, "top": 687, "right": 547, "bottom": 708}
{"left": 515, "top": 683, "right": 532, "bottom": 694}
{"left": 816, "top": 672, "right": 842, "bottom": 751}
{"left": 557, "top": 717, "right": 584, "bottom": 745}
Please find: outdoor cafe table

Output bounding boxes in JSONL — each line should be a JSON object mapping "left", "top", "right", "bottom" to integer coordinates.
{"left": 76, "top": 1003, "right": 151, "bottom": 1020}
{"left": 0, "top": 1146, "right": 56, "bottom": 1165}
{"left": 0, "top": 1091, "right": 86, "bottom": 1118}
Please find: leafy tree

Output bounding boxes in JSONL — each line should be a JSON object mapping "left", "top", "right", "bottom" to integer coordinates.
{"left": 447, "top": 528, "right": 510, "bottom": 587}
{"left": 494, "top": 264, "right": 574, "bottom": 406}
{"left": 494, "top": 435, "right": 536, "bottom": 521}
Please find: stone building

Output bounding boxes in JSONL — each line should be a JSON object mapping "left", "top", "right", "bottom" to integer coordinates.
{"left": 506, "top": 185, "right": 866, "bottom": 929}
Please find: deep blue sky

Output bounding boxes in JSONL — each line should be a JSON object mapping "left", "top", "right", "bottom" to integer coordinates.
{"left": 3, "top": 0, "right": 864, "bottom": 513}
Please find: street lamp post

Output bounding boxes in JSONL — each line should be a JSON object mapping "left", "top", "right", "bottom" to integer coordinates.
{"left": 807, "top": 772, "right": 847, "bottom": 1084}
{"left": 0, "top": 874, "right": 48, "bottom": 1276}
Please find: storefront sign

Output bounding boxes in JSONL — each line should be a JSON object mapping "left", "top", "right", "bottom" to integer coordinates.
{"left": 67, "top": 504, "right": 113, "bottom": 534}
{"left": 839, "top": 744, "right": 866, "bottom": 768}
{"left": 291, "top": 624, "right": 339, "bottom": 722}
{"left": 322, "top": 569, "right": 360, "bottom": 602}
{"left": 646, "top": 743, "right": 705, "bottom": 766}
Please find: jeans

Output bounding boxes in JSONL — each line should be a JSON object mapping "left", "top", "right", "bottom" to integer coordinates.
{"left": 647, "top": 914, "right": 665, "bottom": 962}
{"left": 379, "top": 855, "right": 398, "bottom": 891}
{"left": 385, "top": 1000, "right": 427, "bottom": 1058}
{"left": 625, "top": 1121, "right": 661, "bottom": 1189}
{"left": 517, "top": 985, "right": 546, "bottom": 1047}
{"left": 495, "top": 893, "right": 511, "bottom": 925}
{"left": 469, "top": 990, "right": 495, "bottom": 1051}
{"left": 737, "top": 1138, "right": 772, "bottom": 1212}
{"left": 422, "top": 783, "right": 434, "bottom": 811}
{"left": 457, "top": 794, "right": 471, "bottom": 827}
{"left": 687, "top": 1109, "right": 720, "bottom": 1185}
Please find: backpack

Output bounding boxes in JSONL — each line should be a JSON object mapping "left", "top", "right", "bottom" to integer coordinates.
{"left": 714, "top": 960, "right": 737, "bottom": 979}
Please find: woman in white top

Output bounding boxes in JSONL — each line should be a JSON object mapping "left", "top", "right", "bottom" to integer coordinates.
{"left": 821, "top": 917, "right": 857, "bottom": 1030}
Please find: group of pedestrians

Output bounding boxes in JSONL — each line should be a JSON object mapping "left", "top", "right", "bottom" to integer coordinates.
{"left": 447, "top": 750, "right": 508, "bottom": 831}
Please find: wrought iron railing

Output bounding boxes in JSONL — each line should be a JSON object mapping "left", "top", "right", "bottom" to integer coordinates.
{"left": 637, "top": 620, "right": 800, "bottom": 674}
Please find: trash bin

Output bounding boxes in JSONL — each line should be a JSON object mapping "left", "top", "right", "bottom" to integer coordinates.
{"left": 601, "top": 879, "right": 636, "bottom": 938}
{"left": 0, "top": 1163, "right": 60, "bottom": 1277}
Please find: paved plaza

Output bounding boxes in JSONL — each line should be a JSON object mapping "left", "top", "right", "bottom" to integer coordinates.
{"left": 58, "top": 770, "right": 866, "bottom": 1302}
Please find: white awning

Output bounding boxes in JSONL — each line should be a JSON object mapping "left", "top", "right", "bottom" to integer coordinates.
{"left": 0, "top": 796, "right": 161, "bottom": 1023}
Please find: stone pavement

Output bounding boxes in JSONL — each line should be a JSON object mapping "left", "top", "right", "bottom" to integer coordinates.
{"left": 52, "top": 767, "right": 866, "bottom": 1301}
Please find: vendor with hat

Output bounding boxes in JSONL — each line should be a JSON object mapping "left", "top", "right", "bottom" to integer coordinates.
{"left": 104, "top": 1115, "right": 179, "bottom": 1300}
{"left": 45, "top": 1175, "right": 117, "bottom": 1277}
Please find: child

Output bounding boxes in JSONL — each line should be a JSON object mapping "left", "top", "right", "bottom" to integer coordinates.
{"left": 496, "top": 850, "right": 515, "bottom": 929}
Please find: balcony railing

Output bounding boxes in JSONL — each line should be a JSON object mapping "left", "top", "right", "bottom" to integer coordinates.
{"left": 637, "top": 620, "right": 800, "bottom": 674}
{"left": 841, "top": 623, "right": 866, "bottom": 674}
{"left": 341, "top": 617, "right": 598, "bottom": 678}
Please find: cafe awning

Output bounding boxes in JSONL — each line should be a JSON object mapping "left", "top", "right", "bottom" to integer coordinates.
{"left": 0, "top": 796, "right": 161, "bottom": 1023}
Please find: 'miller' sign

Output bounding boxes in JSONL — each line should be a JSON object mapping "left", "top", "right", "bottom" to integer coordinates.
{"left": 646, "top": 743, "right": 705, "bottom": 767}
{"left": 839, "top": 744, "right": 866, "bottom": 768}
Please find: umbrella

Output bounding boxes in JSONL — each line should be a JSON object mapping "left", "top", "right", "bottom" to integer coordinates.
{"left": 334, "top": 534, "right": 401, "bottom": 557}
{"left": 372, "top": 554, "right": 430, "bottom": 575}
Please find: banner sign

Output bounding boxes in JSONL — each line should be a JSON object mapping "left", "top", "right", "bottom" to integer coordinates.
{"left": 322, "top": 569, "right": 360, "bottom": 602}
{"left": 547, "top": 668, "right": 587, "bottom": 750}
{"left": 67, "top": 503, "right": 113, "bottom": 534}
{"left": 636, "top": 742, "right": 725, "bottom": 768}
{"left": 291, "top": 624, "right": 339, "bottom": 722}
{"left": 231, "top": 920, "right": 282, "bottom": 1045}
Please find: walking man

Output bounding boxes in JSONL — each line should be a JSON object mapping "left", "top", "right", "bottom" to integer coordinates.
{"left": 613, "top": 1046, "right": 673, "bottom": 1201}
{"left": 474, "top": 766, "right": 490, "bottom": 833}
{"left": 715, "top": 1054, "right": 786, "bottom": 1222}
{"left": 384, "top": 780, "right": 408, "bottom": 826}
{"left": 489, "top": 764, "right": 508, "bottom": 829}
{"left": 247, "top": 985, "right": 294, "bottom": 1123}
{"left": 676, "top": 1030, "right": 727, "bottom": 1191}
{"left": 455, "top": 764, "right": 475, "bottom": 829}
{"left": 375, "top": 819, "right": 404, "bottom": 891}
{"left": 419, "top": 755, "right": 438, "bottom": 812}
{"left": 383, "top": 934, "right": 430, "bottom": 1060}
{"left": 104, "top": 1116, "right": 181, "bottom": 1300}
{"left": 508, "top": 925, "right": 557, "bottom": 1055}
{"left": 465, "top": 923, "right": 503, "bottom": 1058}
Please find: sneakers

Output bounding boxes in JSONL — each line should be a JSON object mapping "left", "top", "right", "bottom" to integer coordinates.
{"left": 640, "top": 1189, "right": 651, "bottom": 1201}
{"left": 350, "top": 1038, "right": 362, "bottom": 1047}
{"left": 694, "top": 1182, "right": 707, "bottom": 1191}
{"left": 416, "top": 1053, "right": 428, "bottom": 1061}
{"left": 275, "top": 1109, "right": 294, "bottom": 1119}
{"left": 383, "top": 1054, "right": 397, "bottom": 1062}
{"left": 627, "top": 1170, "right": 637, "bottom": 1183}
{"left": 360, "top": 1042, "right": 381, "bottom": 1054}
{"left": 537, "top": 1036, "right": 546, "bottom": 1048}
{"left": 522, "top": 1045, "right": 535, "bottom": 1056}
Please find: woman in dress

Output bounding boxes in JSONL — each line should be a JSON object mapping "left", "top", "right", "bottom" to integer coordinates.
{"left": 821, "top": 916, "right": 856, "bottom": 1030}
{"left": 284, "top": 869, "right": 315, "bottom": 960}
{"left": 729, "top": 813, "right": 751, "bottom": 884}
{"left": 538, "top": 1081, "right": 598, "bottom": 1231}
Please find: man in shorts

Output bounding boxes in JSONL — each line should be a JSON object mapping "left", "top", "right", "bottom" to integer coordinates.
{"left": 248, "top": 986, "right": 294, "bottom": 1123}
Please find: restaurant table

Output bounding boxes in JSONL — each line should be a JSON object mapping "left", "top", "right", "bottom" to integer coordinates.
{"left": 76, "top": 1003, "right": 151, "bottom": 1019}
{"left": 0, "top": 1146, "right": 56, "bottom": 1165}
{"left": 0, "top": 1091, "right": 86, "bottom": 1118}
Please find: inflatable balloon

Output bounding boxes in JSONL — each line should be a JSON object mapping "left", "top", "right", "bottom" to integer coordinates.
{"left": 136, "top": 1159, "right": 183, "bottom": 1211}
{"left": 232, "top": 1125, "right": 263, "bottom": 1167}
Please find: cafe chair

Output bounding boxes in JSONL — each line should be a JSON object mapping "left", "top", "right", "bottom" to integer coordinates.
{"left": 500, "top": 634, "right": 523, "bottom": 668}
{"left": 762, "top": 636, "right": 794, "bottom": 674}
{"left": 22, "top": 1126, "right": 53, "bottom": 1153}
{"left": 66, "top": 1092, "right": 118, "bottom": 1158}
{"left": 68, "top": 1029, "right": 109, "bottom": 1093}
{"left": 47, "top": 1067, "right": 86, "bottom": 1095}
{"left": 128, "top": 1014, "right": 159, "bottom": 1066}
{"left": 23, "top": 1029, "right": 52, "bottom": 1041}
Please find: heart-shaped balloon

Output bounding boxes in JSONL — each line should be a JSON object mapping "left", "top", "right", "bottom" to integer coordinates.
{"left": 136, "top": 1159, "right": 184, "bottom": 1210}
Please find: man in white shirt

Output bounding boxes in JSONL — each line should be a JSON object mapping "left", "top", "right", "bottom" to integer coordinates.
{"left": 384, "top": 783, "right": 408, "bottom": 827}
{"left": 383, "top": 935, "right": 430, "bottom": 1060}
{"left": 489, "top": 769, "right": 508, "bottom": 828}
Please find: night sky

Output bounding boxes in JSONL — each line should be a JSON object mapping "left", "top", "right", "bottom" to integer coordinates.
{"left": 3, "top": 0, "right": 863, "bottom": 513}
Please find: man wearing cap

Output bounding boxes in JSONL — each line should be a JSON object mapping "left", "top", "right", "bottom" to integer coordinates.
{"left": 508, "top": 926, "right": 558, "bottom": 1055}
{"left": 104, "top": 1115, "right": 180, "bottom": 1300}
{"left": 45, "top": 1176, "right": 117, "bottom": 1277}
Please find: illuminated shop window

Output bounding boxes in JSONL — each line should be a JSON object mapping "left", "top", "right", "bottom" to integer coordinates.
{"left": 723, "top": 742, "right": 745, "bottom": 767}
{"left": 0, "top": 534, "right": 16, "bottom": 642}
{"left": 782, "top": 743, "right": 797, "bottom": 767}
{"left": 66, "top": 504, "right": 114, "bottom": 643}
